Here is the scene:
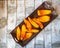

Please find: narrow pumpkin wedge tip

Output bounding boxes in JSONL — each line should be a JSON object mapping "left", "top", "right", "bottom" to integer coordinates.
{"left": 24, "top": 19, "right": 32, "bottom": 30}
{"left": 37, "top": 10, "right": 51, "bottom": 16}
{"left": 33, "top": 18, "right": 44, "bottom": 29}
{"left": 37, "top": 16, "right": 50, "bottom": 22}
{"left": 21, "top": 31, "right": 26, "bottom": 40}
{"left": 16, "top": 27, "right": 21, "bottom": 40}
{"left": 37, "top": 10, "right": 41, "bottom": 16}
{"left": 28, "top": 17, "right": 39, "bottom": 28}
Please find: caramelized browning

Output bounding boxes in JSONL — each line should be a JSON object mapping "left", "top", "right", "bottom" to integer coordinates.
{"left": 37, "top": 10, "right": 51, "bottom": 16}
{"left": 24, "top": 33, "right": 32, "bottom": 40}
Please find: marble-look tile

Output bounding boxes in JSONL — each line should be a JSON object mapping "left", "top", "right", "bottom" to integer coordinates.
{"left": 7, "top": 0, "right": 17, "bottom": 48}
{"left": 0, "top": 43, "right": 7, "bottom": 48}
{"left": 35, "top": 44, "right": 43, "bottom": 48}
{"left": 8, "top": 0, "right": 16, "bottom": 30}
{"left": 16, "top": 0, "right": 25, "bottom": 25}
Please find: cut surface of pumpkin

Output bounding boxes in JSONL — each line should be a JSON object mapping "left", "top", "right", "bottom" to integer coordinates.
{"left": 28, "top": 17, "right": 39, "bottom": 28}
{"left": 24, "top": 19, "right": 32, "bottom": 30}
{"left": 16, "top": 27, "right": 21, "bottom": 40}
{"left": 37, "top": 10, "right": 51, "bottom": 16}
{"left": 37, "top": 16, "right": 50, "bottom": 22}
{"left": 33, "top": 18, "right": 44, "bottom": 29}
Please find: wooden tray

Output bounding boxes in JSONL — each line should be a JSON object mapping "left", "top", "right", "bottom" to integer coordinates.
{"left": 10, "top": 1, "right": 58, "bottom": 47}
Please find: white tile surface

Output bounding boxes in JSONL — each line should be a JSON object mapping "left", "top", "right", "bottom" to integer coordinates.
{"left": 0, "top": 0, "right": 60, "bottom": 48}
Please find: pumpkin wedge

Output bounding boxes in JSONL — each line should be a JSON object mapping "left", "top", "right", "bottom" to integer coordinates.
{"left": 27, "top": 29, "right": 39, "bottom": 33}
{"left": 37, "top": 16, "right": 50, "bottom": 22}
{"left": 24, "top": 33, "right": 32, "bottom": 40}
{"left": 37, "top": 10, "right": 51, "bottom": 16}
{"left": 31, "top": 29, "right": 39, "bottom": 33}
{"left": 28, "top": 17, "right": 39, "bottom": 28}
{"left": 21, "top": 24, "right": 27, "bottom": 40}
{"left": 16, "top": 27, "right": 21, "bottom": 40}
{"left": 24, "top": 19, "right": 32, "bottom": 30}
{"left": 33, "top": 18, "right": 44, "bottom": 29}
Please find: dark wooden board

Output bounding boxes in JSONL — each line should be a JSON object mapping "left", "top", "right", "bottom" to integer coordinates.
{"left": 10, "top": 1, "right": 58, "bottom": 47}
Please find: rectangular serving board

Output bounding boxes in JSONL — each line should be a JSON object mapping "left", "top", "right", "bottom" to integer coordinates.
{"left": 10, "top": 1, "right": 58, "bottom": 47}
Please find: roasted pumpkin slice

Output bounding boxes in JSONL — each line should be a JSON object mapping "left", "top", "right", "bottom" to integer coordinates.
{"left": 27, "top": 29, "right": 39, "bottom": 33}
{"left": 37, "top": 10, "right": 51, "bottom": 16}
{"left": 37, "top": 16, "right": 50, "bottom": 22}
{"left": 21, "top": 24, "right": 27, "bottom": 32}
{"left": 24, "top": 33, "right": 32, "bottom": 40}
{"left": 21, "top": 24, "right": 27, "bottom": 40}
{"left": 24, "top": 19, "right": 32, "bottom": 30}
{"left": 33, "top": 18, "right": 44, "bottom": 29}
{"left": 31, "top": 29, "right": 39, "bottom": 33}
{"left": 28, "top": 17, "right": 39, "bottom": 28}
{"left": 16, "top": 27, "right": 21, "bottom": 40}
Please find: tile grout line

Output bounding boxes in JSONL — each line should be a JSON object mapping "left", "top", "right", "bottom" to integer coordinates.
{"left": 34, "top": 0, "right": 36, "bottom": 48}
{"left": 24, "top": 0, "right": 26, "bottom": 48}
{"left": 14, "top": 0, "right": 17, "bottom": 48}
{"left": 42, "top": 0, "right": 45, "bottom": 48}
{"left": 49, "top": 1, "right": 52, "bottom": 48}
{"left": 24, "top": 0, "right": 26, "bottom": 18}
{"left": 15, "top": 0, "right": 17, "bottom": 48}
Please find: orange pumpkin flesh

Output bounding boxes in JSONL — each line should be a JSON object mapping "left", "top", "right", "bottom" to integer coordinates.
{"left": 31, "top": 29, "right": 39, "bottom": 33}
{"left": 28, "top": 17, "right": 39, "bottom": 28}
{"left": 24, "top": 33, "right": 32, "bottom": 40}
{"left": 27, "top": 29, "right": 39, "bottom": 33}
{"left": 37, "top": 10, "right": 51, "bottom": 16}
{"left": 33, "top": 18, "right": 44, "bottom": 29}
{"left": 16, "top": 27, "right": 21, "bottom": 40}
{"left": 24, "top": 19, "right": 32, "bottom": 30}
{"left": 37, "top": 16, "right": 50, "bottom": 22}
{"left": 21, "top": 24, "right": 27, "bottom": 40}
